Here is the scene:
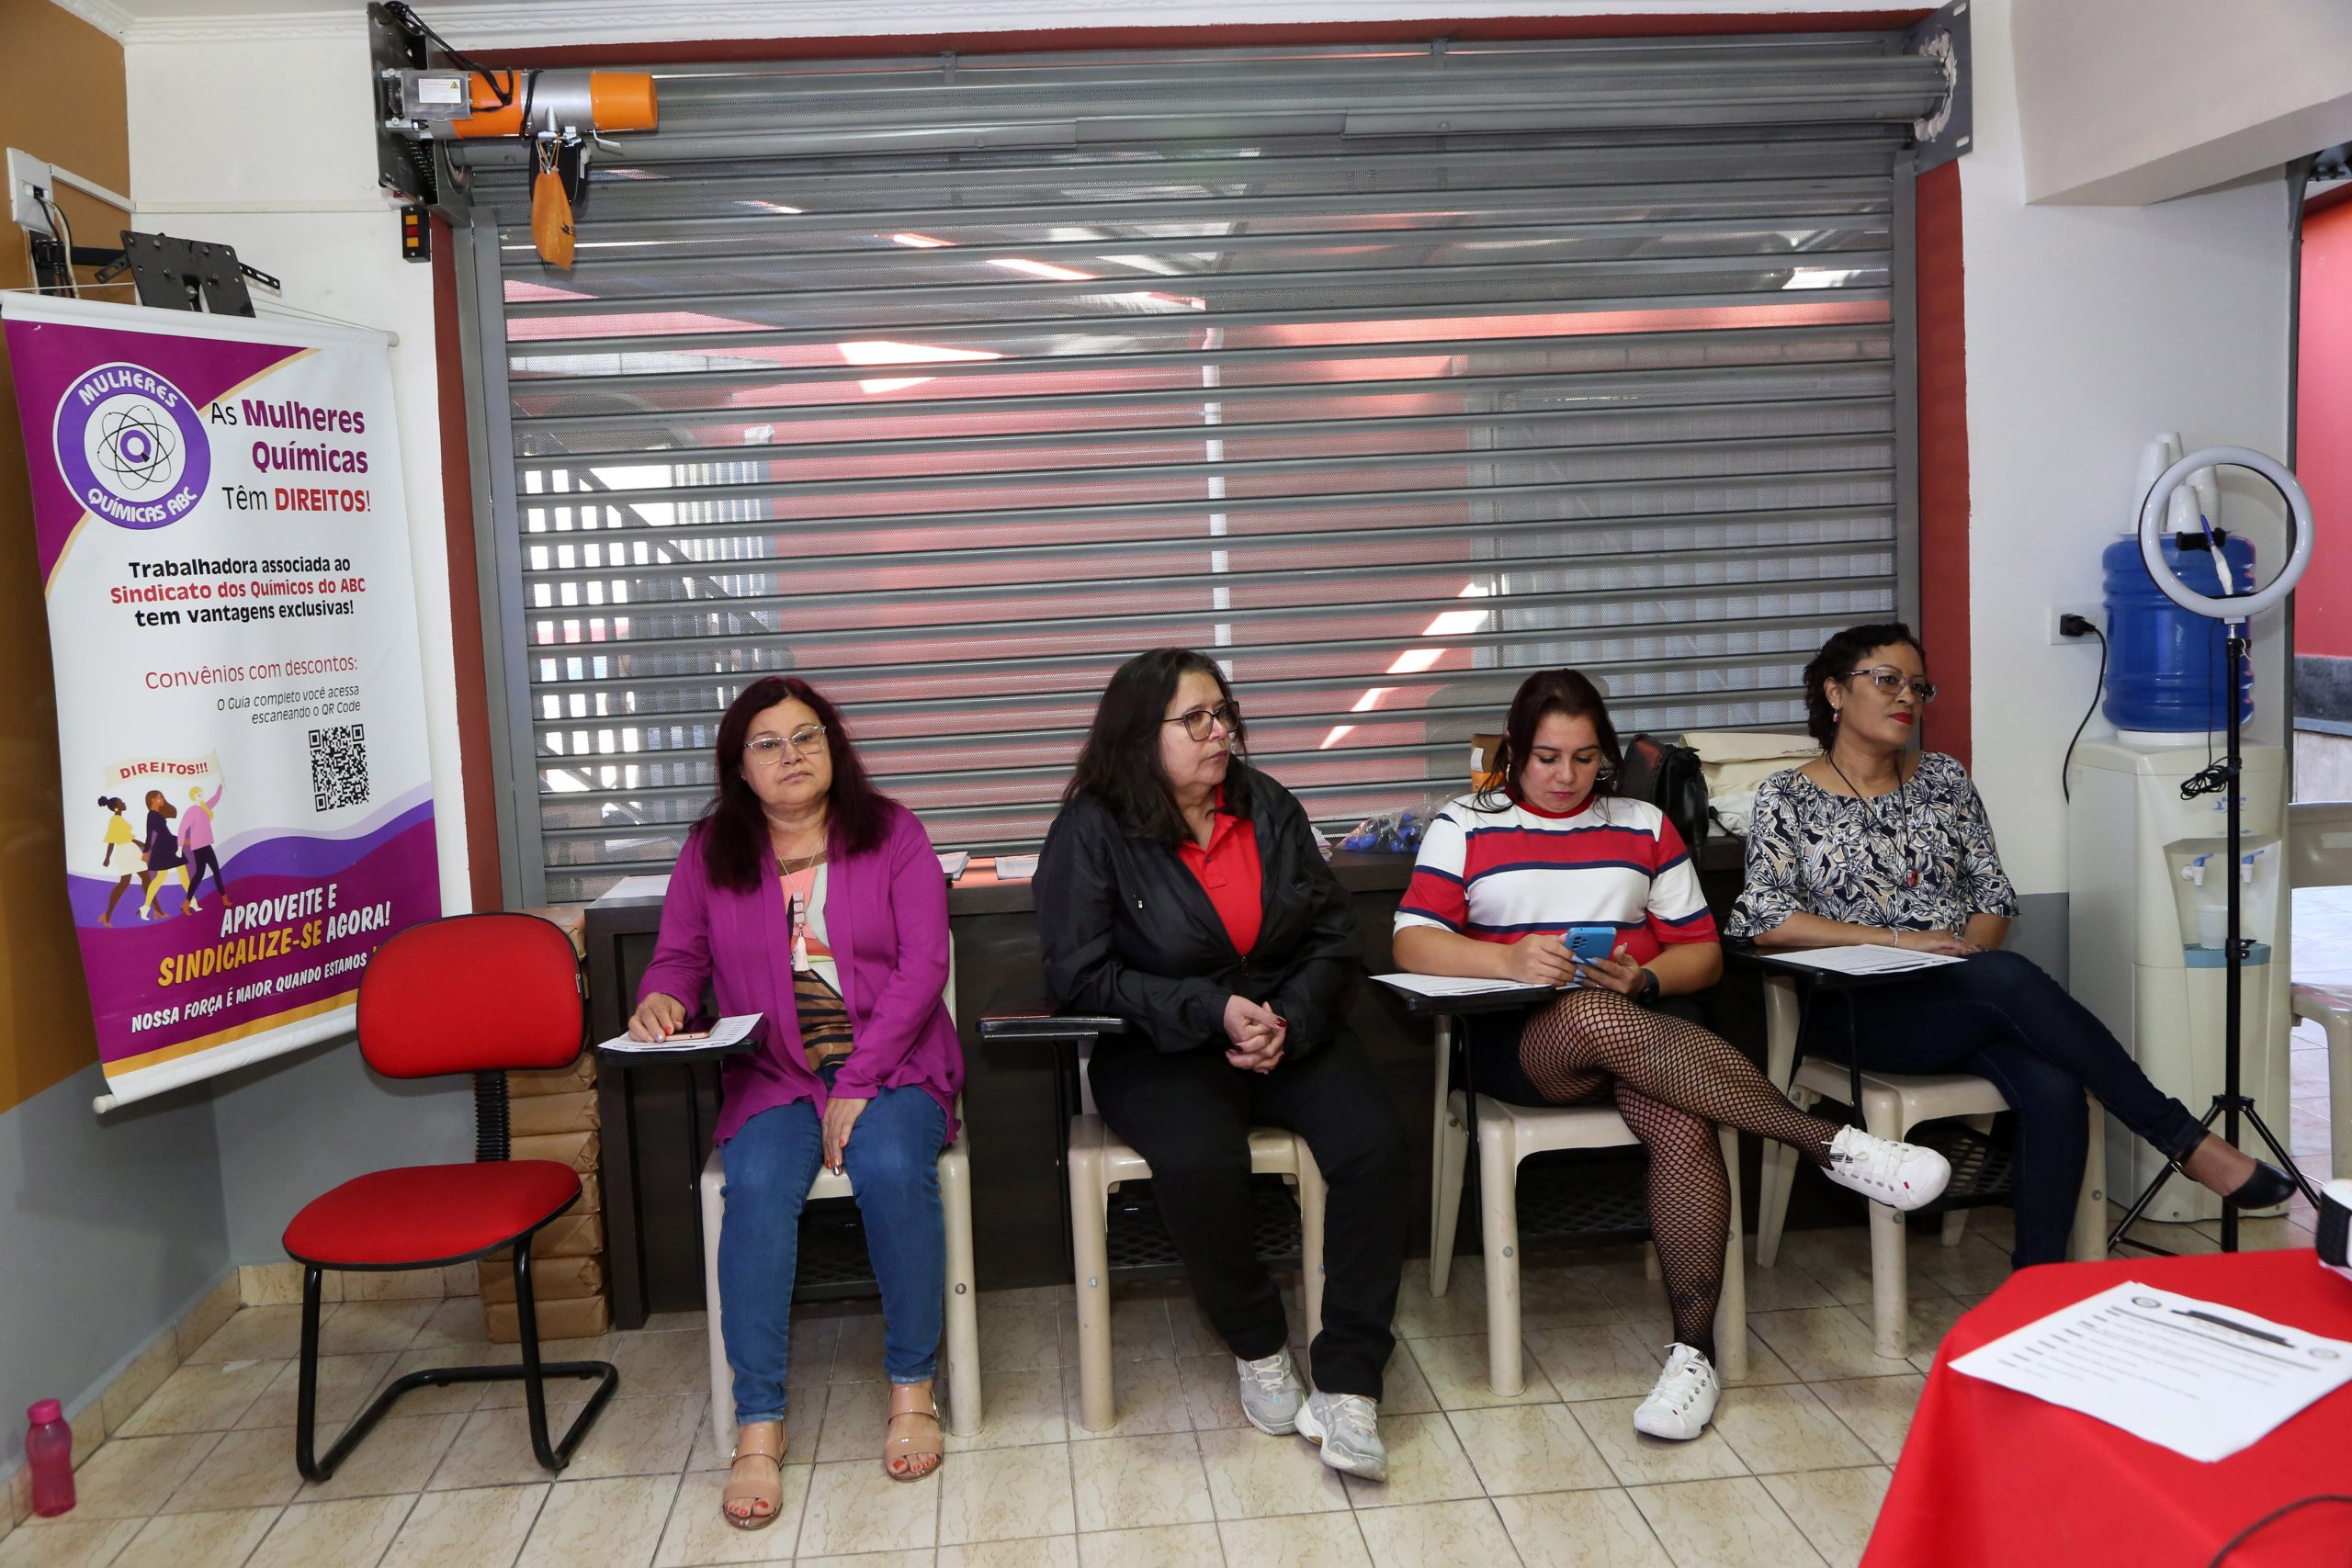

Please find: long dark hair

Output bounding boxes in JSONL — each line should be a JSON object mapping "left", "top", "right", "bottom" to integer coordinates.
{"left": 142, "top": 790, "right": 177, "bottom": 820}
{"left": 1474, "top": 669, "right": 1623, "bottom": 813}
{"left": 1803, "top": 621, "right": 1928, "bottom": 749}
{"left": 699, "top": 676, "right": 890, "bottom": 892}
{"left": 1065, "top": 648, "right": 1252, "bottom": 846}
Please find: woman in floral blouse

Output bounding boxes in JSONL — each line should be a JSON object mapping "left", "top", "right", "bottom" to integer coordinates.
{"left": 1729, "top": 622, "right": 2292, "bottom": 1266}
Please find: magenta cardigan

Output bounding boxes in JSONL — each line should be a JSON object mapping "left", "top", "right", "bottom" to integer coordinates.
{"left": 636, "top": 801, "right": 963, "bottom": 1147}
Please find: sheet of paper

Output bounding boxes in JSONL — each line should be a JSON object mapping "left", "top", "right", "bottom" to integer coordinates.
{"left": 597, "top": 1013, "right": 763, "bottom": 1055}
{"left": 1760, "top": 944, "right": 1963, "bottom": 977}
{"left": 592, "top": 874, "right": 673, "bottom": 906}
{"left": 1374, "top": 973, "right": 1539, "bottom": 998}
{"left": 992, "top": 853, "right": 1040, "bottom": 882}
{"left": 938, "top": 851, "right": 971, "bottom": 879}
{"left": 1950, "top": 1280, "right": 2352, "bottom": 1462}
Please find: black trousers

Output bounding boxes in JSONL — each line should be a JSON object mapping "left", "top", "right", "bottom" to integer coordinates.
{"left": 1088, "top": 1031, "right": 1409, "bottom": 1399}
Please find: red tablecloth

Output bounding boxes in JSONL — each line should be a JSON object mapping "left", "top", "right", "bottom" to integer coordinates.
{"left": 1865, "top": 1250, "right": 2352, "bottom": 1567}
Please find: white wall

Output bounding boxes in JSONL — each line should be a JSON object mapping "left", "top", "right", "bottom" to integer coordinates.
{"left": 1960, "top": 0, "right": 2290, "bottom": 895}
{"left": 2013, "top": 0, "right": 2352, "bottom": 205}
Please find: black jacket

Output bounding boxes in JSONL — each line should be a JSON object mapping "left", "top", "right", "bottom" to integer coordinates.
{"left": 1036, "top": 763, "right": 1361, "bottom": 1055}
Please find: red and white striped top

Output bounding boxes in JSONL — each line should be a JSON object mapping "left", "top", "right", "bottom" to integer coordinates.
{"left": 1395, "top": 791, "right": 1717, "bottom": 964}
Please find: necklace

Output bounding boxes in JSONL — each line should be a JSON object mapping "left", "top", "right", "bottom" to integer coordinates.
{"left": 1824, "top": 752, "right": 1918, "bottom": 889}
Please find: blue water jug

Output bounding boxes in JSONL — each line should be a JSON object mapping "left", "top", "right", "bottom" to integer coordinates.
{"left": 2100, "top": 532, "right": 2255, "bottom": 731}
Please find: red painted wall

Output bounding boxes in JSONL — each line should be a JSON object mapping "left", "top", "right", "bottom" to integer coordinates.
{"left": 2297, "top": 197, "right": 2352, "bottom": 659}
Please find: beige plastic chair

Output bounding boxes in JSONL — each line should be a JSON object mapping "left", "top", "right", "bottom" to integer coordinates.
{"left": 700, "top": 962, "right": 979, "bottom": 1458}
{"left": 2285, "top": 800, "right": 2352, "bottom": 1179}
{"left": 1427, "top": 1014, "right": 1748, "bottom": 1395}
{"left": 1751, "top": 972, "right": 2107, "bottom": 1359}
{"left": 1069, "top": 1051, "right": 1325, "bottom": 1433}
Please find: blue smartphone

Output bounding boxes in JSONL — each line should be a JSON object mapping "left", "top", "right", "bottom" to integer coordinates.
{"left": 1565, "top": 926, "right": 1617, "bottom": 977}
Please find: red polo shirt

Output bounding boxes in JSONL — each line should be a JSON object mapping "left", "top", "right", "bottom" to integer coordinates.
{"left": 1177, "top": 799, "right": 1263, "bottom": 956}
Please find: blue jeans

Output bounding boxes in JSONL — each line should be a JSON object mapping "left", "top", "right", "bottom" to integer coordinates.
{"left": 1812, "top": 949, "right": 2206, "bottom": 1269}
{"left": 716, "top": 1070, "right": 948, "bottom": 1426}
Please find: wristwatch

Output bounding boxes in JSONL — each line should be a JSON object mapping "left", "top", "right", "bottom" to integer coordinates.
{"left": 1635, "top": 968, "right": 1662, "bottom": 1007}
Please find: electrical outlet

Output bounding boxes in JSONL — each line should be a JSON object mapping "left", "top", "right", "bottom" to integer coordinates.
{"left": 7, "top": 148, "right": 55, "bottom": 236}
{"left": 2048, "top": 604, "right": 2101, "bottom": 646}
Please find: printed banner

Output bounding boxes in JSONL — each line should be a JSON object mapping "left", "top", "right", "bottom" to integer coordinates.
{"left": 2, "top": 296, "right": 440, "bottom": 1107}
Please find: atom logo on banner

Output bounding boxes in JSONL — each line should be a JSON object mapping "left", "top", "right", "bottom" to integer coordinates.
{"left": 51, "top": 361, "right": 210, "bottom": 529}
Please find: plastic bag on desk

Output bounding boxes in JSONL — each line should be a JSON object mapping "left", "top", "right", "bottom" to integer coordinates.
{"left": 1341, "top": 807, "right": 1430, "bottom": 853}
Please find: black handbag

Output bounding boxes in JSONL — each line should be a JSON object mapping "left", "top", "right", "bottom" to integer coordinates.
{"left": 1617, "top": 733, "right": 1710, "bottom": 859}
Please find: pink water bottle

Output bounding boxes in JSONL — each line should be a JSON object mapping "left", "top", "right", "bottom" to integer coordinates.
{"left": 25, "top": 1400, "right": 74, "bottom": 1517}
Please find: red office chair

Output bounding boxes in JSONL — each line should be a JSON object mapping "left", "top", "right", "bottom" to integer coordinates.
{"left": 281, "top": 913, "right": 619, "bottom": 1482}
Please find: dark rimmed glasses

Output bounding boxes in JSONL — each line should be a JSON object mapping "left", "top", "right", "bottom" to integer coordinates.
{"left": 1163, "top": 701, "right": 1241, "bottom": 741}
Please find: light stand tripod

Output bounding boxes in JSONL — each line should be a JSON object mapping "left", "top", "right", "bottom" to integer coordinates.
{"left": 2109, "top": 448, "right": 2322, "bottom": 1257}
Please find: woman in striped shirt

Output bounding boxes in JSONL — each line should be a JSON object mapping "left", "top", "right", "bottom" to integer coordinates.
{"left": 1395, "top": 670, "right": 1951, "bottom": 1442}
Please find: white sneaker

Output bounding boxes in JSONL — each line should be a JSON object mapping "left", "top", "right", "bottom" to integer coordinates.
{"left": 1295, "top": 1389, "right": 1386, "bottom": 1482}
{"left": 1236, "top": 1348, "right": 1304, "bottom": 1436}
{"left": 1633, "top": 1343, "right": 1719, "bottom": 1440}
{"left": 1822, "top": 1125, "right": 1951, "bottom": 1211}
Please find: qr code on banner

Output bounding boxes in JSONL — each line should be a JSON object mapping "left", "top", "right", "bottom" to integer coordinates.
{"left": 308, "top": 724, "right": 369, "bottom": 811}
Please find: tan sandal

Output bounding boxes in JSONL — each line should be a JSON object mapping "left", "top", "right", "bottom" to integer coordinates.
{"left": 722, "top": 1420, "right": 786, "bottom": 1529}
{"left": 884, "top": 1381, "right": 943, "bottom": 1481}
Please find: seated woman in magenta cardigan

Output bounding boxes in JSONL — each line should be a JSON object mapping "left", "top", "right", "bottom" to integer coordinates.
{"left": 629, "top": 675, "right": 963, "bottom": 1528}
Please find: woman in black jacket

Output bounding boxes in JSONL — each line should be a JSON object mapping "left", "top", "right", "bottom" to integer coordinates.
{"left": 1038, "top": 648, "right": 1408, "bottom": 1484}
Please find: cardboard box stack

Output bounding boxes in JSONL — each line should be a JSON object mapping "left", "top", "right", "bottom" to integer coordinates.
{"left": 481, "top": 1050, "right": 610, "bottom": 1341}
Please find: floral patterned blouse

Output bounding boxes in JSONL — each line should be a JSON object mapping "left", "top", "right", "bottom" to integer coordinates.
{"left": 1726, "top": 753, "right": 2019, "bottom": 940}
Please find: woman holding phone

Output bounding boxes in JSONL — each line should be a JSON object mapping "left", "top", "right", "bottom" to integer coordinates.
{"left": 1394, "top": 669, "right": 1951, "bottom": 1441}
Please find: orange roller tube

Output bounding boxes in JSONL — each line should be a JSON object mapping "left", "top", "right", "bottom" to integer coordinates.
{"left": 450, "top": 70, "right": 658, "bottom": 138}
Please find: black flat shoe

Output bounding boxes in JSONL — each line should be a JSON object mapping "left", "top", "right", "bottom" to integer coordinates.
{"left": 2226, "top": 1160, "right": 2298, "bottom": 1210}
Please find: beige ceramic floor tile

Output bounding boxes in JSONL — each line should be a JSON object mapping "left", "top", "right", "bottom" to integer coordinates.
{"left": 1340, "top": 1411, "right": 1480, "bottom": 1508}
{"left": 1804, "top": 1376, "right": 1925, "bottom": 1466}
{"left": 812, "top": 1381, "right": 891, "bottom": 1464}
{"left": 1521, "top": 1267, "right": 1640, "bottom": 1331}
{"left": 245, "top": 1495, "right": 414, "bottom": 1568}
{"left": 937, "top": 1442, "right": 1076, "bottom": 1545}
{"left": 514, "top": 1474, "right": 681, "bottom": 1568}
{"left": 62, "top": 1433, "right": 222, "bottom": 1520}
{"left": 1069, "top": 1432, "right": 1212, "bottom": 1534}
{"left": 378, "top": 1483, "right": 548, "bottom": 1568}
{"left": 1718, "top": 1331, "right": 1803, "bottom": 1389}
{"left": 110, "top": 1506, "right": 279, "bottom": 1568}
{"left": 1494, "top": 1487, "right": 1673, "bottom": 1568}
{"left": 1625, "top": 1476, "right": 1826, "bottom": 1568}
{"left": 298, "top": 1413, "right": 466, "bottom": 1502}
{"left": 188, "top": 1307, "right": 307, "bottom": 1365}
{"left": 1391, "top": 1265, "right": 1495, "bottom": 1339}
{"left": 1076, "top": 1522, "right": 1222, "bottom": 1568}
{"left": 319, "top": 1302, "right": 437, "bottom": 1358}
{"left": 1522, "top": 1322, "right": 1669, "bottom": 1403}
{"left": 0, "top": 1517, "right": 148, "bottom": 1568}
{"left": 1567, "top": 1400, "right": 1748, "bottom": 1488}
{"left": 1766, "top": 1232, "right": 1877, "bottom": 1307}
{"left": 1077, "top": 1354, "right": 1194, "bottom": 1438}
{"left": 797, "top": 1553, "right": 934, "bottom": 1568}
{"left": 1369, "top": 1342, "right": 1440, "bottom": 1417}
{"left": 238, "top": 1354, "right": 398, "bottom": 1431}
{"left": 364, "top": 1349, "right": 506, "bottom": 1419}
{"left": 1215, "top": 1512, "right": 1370, "bottom": 1568}
{"left": 602, "top": 1332, "right": 712, "bottom": 1398}
{"left": 1709, "top": 1384, "right": 1879, "bottom": 1475}
{"left": 967, "top": 1306, "right": 1061, "bottom": 1380}
{"left": 474, "top": 1350, "right": 609, "bottom": 1413}
{"left": 1164, "top": 1297, "right": 1225, "bottom": 1359}
{"left": 650, "top": 1465, "right": 808, "bottom": 1566}
{"left": 797, "top": 1458, "right": 940, "bottom": 1556}
{"left": 428, "top": 1402, "right": 588, "bottom": 1490}
{"left": 1747, "top": 1309, "right": 1916, "bottom": 1383}
{"left": 951, "top": 1367, "right": 1069, "bottom": 1451}
{"left": 408, "top": 1300, "right": 497, "bottom": 1353}
{"left": 939, "top": 1537, "right": 1078, "bottom": 1568}
{"left": 1446, "top": 1402, "right": 1617, "bottom": 1495}
{"left": 1354, "top": 1498, "right": 1517, "bottom": 1568}
{"left": 1903, "top": 1234, "right": 2014, "bottom": 1296}
{"left": 639, "top": 1313, "right": 709, "bottom": 1337}
{"left": 1404, "top": 1334, "right": 1559, "bottom": 1411}
{"left": 160, "top": 1427, "right": 305, "bottom": 1514}
{"left": 1856, "top": 1291, "right": 1970, "bottom": 1363}
{"left": 564, "top": 1395, "right": 706, "bottom": 1481}
{"left": 1193, "top": 1424, "right": 1347, "bottom": 1519}
{"left": 1057, "top": 1298, "right": 1177, "bottom": 1368}
{"left": 1759, "top": 1466, "right": 1893, "bottom": 1568}
{"left": 115, "top": 1360, "right": 281, "bottom": 1438}
{"left": 1735, "top": 1266, "right": 1842, "bottom": 1315}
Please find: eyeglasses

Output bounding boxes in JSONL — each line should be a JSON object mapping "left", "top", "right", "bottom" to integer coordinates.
{"left": 744, "top": 725, "right": 827, "bottom": 763}
{"left": 1163, "top": 701, "right": 1241, "bottom": 741}
{"left": 1843, "top": 667, "right": 1939, "bottom": 703}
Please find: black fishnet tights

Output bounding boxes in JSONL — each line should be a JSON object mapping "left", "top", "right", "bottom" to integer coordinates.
{"left": 1519, "top": 990, "right": 1850, "bottom": 1360}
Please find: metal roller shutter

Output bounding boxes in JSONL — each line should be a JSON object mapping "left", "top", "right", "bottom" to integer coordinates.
{"left": 447, "top": 36, "right": 1941, "bottom": 903}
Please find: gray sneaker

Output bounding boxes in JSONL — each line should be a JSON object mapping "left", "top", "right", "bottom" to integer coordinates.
{"left": 1236, "top": 1348, "right": 1305, "bottom": 1436}
{"left": 1294, "top": 1389, "right": 1386, "bottom": 1483}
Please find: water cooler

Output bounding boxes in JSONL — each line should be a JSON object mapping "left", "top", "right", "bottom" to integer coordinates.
{"left": 2065, "top": 743, "right": 2290, "bottom": 1221}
